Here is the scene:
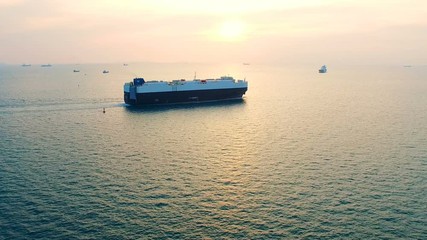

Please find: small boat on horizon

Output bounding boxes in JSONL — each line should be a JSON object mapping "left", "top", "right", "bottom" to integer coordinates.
{"left": 21, "top": 64, "right": 31, "bottom": 67}
{"left": 41, "top": 64, "right": 52, "bottom": 67}
{"left": 319, "top": 65, "right": 327, "bottom": 73}
{"left": 73, "top": 70, "right": 80, "bottom": 72}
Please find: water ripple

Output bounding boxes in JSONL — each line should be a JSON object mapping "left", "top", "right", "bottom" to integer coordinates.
{"left": 1, "top": 64, "right": 427, "bottom": 239}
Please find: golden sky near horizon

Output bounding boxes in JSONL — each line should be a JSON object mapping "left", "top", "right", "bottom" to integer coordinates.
{"left": 1, "top": 0, "right": 426, "bottom": 64}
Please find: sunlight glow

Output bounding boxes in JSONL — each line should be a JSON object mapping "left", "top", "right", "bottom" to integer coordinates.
{"left": 218, "top": 20, "right": 246, "bottom": 41}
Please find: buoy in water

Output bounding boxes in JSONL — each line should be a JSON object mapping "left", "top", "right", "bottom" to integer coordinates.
{"left": 103, "top": 108, "right": 105, "bottom": 113}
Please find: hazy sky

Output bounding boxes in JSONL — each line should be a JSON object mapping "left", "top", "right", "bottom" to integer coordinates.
{"left": 1, "top": 0, "right": 426, "bottom": 64}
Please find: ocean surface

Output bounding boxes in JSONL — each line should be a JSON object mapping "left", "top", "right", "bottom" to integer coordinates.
{"left": 0, "top": 63, "right": 426, "bottom": 239}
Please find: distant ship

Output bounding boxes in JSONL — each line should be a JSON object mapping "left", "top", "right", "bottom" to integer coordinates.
{"left": 319, "top": 65, "right": 327, "bottom": 73}
{"left": 124, "top": 76, "right": 248, "bottom": 106}
{"left": 21, "top": 64, "right": 31, "bottom": 67}
{"left": 73, "top": 70, "right": 80, "bottom": 72}
{"left": 41, "top": 64, "right": 52, "bottom": 67}
{"left": 103, "top": 70, "right": 109, "bottom": 73}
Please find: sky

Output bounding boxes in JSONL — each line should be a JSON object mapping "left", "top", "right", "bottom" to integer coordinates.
{"left": 1, "top": 0, "right": 426, "bottom": 65}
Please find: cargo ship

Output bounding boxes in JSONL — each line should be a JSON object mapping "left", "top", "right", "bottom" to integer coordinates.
{"left": 124, "top": 76, "right": 248, "bottom": 106}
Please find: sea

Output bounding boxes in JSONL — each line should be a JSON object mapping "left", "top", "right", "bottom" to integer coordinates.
{"left": 0, "top": 63, "right": 426, "bottom": 239}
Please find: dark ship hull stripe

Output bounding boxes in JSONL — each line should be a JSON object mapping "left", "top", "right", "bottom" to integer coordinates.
{"left": 124, "top": 87, "right": 247, "bottom": 105}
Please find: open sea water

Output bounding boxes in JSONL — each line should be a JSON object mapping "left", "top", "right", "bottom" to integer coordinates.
{"left": 0, "top": 63, "right": 426, "bottom": 239}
